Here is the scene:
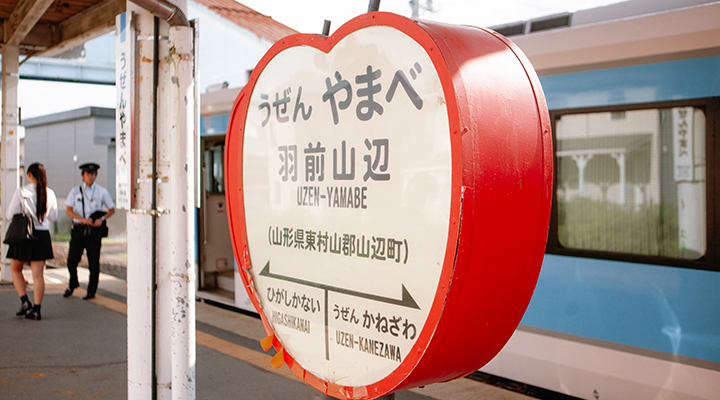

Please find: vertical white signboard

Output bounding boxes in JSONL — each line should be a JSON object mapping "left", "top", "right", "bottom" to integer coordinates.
{"left": 116, "top": 12, "right": 134, "bottom": 209}
{"left": 673, "top": 107, "right": 694, "bottom": 182}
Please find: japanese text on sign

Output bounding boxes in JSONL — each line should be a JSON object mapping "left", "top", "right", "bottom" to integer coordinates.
{"left": 259, "top": 63, "right": 424, "bottom": 127}
{"left": 268, "top": 225, "right": 409, "bottom": 264}
{"left": 333, "top": 304, "right": 417, "bottom": 340}
{"left": 261, "top": 63, "right": 427, "bottom": 212}
{"left": 673, "top": 107, "right": 694, "bottom": 182}
{"left": 115, "top": 12, "right": 133, "bottom": 210}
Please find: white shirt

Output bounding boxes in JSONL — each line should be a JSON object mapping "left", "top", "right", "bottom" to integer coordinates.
{"left": 5, "top": 183, "right": 58, "bottom": 231}
{"left": 65, "top": 182, "right": 115, "bottom": 223}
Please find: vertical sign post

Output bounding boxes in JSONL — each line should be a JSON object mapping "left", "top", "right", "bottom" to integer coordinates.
{"left": 673, "top": 107, "right": 706, "bottom": 258}
{"left": 673, "top": 107, "right": 694, "bottom": 182}
{"left": 116, "top": 11, "right": 134, "bottom": 210}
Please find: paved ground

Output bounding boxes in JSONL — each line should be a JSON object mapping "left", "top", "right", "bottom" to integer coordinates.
{"left": 50, "top": 239, "right": 128, "bottom": 280}
{"left": 0, "top": 264, "right": 532, "bottom": 400}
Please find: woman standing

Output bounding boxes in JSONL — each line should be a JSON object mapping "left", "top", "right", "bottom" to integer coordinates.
{"left": 6, "top": 163, "right": 58, "bottom": 320}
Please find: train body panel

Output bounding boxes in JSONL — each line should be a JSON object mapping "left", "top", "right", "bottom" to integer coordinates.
{"left": 524, "top": 255, "right": 720, "bottom": 364}
{"left": 483, "top": 323, "right": 720, "bottom": 400}
{"left": 540, "top": 56, "right": 720, "bottom": 110}
{"left": 489, "top": 253, "right": 720, "bottom": 400}
{"left": 480, "top": 2, "right": 720, "bottom": 398}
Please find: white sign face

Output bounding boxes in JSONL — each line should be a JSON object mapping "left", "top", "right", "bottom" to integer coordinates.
{"left": 242, "top": 26, "right": 452, "bottom": 386}
{"left": 673, "top": 107, "right": 694, "bottom": 182}
{"left": 115, "top": 12, "right": 133, "bottom": 210}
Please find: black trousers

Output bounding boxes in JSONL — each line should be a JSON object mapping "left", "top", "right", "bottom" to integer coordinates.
{"left": 67, "top": 225, "right": 103, "bottom": 296}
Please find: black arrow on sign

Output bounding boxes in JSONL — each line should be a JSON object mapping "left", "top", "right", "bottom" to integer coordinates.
{"left": 259, "top": 261, "right": 420, "bottom": 309}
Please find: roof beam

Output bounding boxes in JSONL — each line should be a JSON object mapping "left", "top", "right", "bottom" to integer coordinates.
{"left": 16, "top": 23, "right": 56, "bottom": 51}
{"left": 35, "top": 0, "right": 126, "bottom": 58}
{"left": 4, "top": 0, "right": 55, "bottom": 46}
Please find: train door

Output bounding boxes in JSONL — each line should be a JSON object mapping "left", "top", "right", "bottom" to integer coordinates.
{"left": 198, "top": 139, "right": 236, "bottom": 303}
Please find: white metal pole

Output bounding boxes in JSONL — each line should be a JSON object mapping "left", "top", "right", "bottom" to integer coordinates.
{"left": 152, "top": 0, "right": 194, "bottom": 398}
{"left": 126, "top": 0, "right": 195, "bottom": 398}
{"left": 1, "top": 44, "right": 20, "bottom": 283}
{"left": 155, "top": 18, "right": 173, "bottom": 398}
{"left": 410, "top": 0, "right": 420, "bottom": 18}
{"left": 126, "top": 5, "right": 157, "bottom": 398}
{"left": 610, "top": 152, "right": 626, "bottom": 205}
{"left": 126, "top": 212, "right": 154, "bottom": 396}
{"left": 166, "top": 24, "right": 196, "bottom": 400}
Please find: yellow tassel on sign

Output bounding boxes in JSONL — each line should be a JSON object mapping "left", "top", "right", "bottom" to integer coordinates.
{"left": 260, "top": 335, "right": 274, "bottom": 352}
{"left": 270, "top": 348, "right": 285, "bottom": 369}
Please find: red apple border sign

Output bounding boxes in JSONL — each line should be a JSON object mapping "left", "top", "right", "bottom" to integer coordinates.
{"left": 225, "top": 12, "right": 552, "bottom": 399}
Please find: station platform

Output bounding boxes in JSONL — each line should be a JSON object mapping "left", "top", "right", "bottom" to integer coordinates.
{"left": 0, "top": 265, "right": 532, "bottom": 400}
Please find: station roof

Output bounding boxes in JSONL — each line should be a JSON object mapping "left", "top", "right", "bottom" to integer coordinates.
{"left": 0, "top": 0, "right": 295, "bottom": 59}
{"left": 192, "top": 0, "right": 297, "bottom": 41}
{"left": 0, "top": 0, "right": 125, "bottom": 57}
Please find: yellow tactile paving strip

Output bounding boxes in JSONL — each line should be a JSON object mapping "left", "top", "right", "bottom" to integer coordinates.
{"left": 87, "top": 289, "right": 302, "bottom": 383}
{"left": 195, "top": 331, "right": 301, "bottom": 382}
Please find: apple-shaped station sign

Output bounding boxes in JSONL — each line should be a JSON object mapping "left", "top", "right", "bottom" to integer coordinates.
{"left": 225, "top": 12, "right": 552, "bottom": 400}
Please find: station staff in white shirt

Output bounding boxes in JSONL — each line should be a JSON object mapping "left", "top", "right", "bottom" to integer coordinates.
{"left": 63, "top": 163, "right": 115, "bottom": 300}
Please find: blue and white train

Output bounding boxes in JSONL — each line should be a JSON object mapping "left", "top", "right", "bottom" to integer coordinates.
{"left": 196, "top": 1, "right": 720, "bottom": 399}
{"left": 477, "top": 1, "right": 720, "bottom": 399}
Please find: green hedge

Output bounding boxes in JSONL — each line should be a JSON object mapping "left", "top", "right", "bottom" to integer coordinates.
{"left": 558, "top": 198, "right": 679, "bottom": 258}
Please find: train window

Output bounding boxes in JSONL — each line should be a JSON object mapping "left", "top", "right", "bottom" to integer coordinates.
{"left": 554, "top": 106, "right": 706, "bottom": 260}
{"left": 204, "top": 143, "right": 225, "bottom": 194}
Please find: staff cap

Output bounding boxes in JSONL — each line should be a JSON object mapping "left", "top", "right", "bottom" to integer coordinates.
{"left": 79, "top": 163, "right": 100, "bottom": 173}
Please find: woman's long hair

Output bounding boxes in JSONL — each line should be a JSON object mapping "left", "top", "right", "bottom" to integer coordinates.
{"left": 27, "top": 163, "right": 47, "bottom": 222}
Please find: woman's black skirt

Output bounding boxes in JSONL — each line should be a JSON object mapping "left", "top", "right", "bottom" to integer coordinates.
{"left": 6, "top": 230, "right": 54, "bottom": 261}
